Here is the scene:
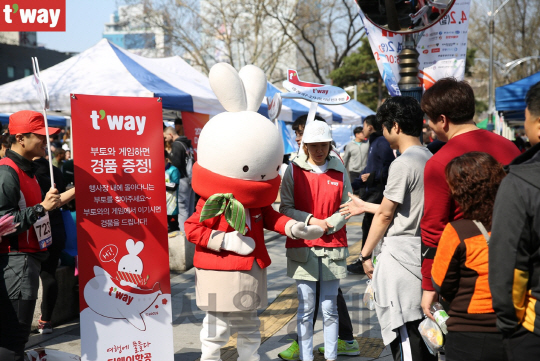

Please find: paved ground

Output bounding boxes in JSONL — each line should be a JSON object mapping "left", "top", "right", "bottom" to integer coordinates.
{"left": 26, "top": 214, "right": 397, "bottom": 360}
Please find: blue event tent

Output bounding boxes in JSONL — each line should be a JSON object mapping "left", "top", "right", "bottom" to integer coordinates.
{"left": 342, "top": 99, "right": 376, "bottom": 119}
{"left": 496, "top": 71, "right": 540, "bottom": 121}
{"left": 0, "top": 113, "right": 69, "bottom": 127}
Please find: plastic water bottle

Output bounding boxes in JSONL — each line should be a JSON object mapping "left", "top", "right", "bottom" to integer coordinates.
{"left": 431, "top": 303, "right": 449, "bottom": 335}
{"left": 372, "top": 239, "right": 384, "bottom": 266}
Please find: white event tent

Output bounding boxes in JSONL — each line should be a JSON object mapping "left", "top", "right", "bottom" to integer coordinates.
{"left": 0, "top": 39, "right": 370, "bottom": 125}
{"left": 0, "top": 39, "right": 224, "bottom": 117}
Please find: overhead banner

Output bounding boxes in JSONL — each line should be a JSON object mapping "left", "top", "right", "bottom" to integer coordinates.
{"left": 181, "top": 111, "right": 210, "bottom": 159}
{"left": 71, "top": 95, "right": 173, "bottom": 361}
{"left": 360, "top": 0, "right": 471, "bottom": 94}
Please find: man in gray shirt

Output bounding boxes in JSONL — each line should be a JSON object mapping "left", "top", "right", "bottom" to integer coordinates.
{"left": 340, "top": 97, "right": 435, "bottom": 361}
{"left": 343, "top": 126, "right": 369, "bottom": 183}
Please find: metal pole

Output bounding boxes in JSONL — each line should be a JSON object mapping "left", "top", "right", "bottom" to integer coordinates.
{"left": 487, "top": 0, "right": 495, "bottom": 131}
{"left": 69, "top": 116, "right": 73, "bottom": 159}
{"left": 41, "top": 109, "right": 55, "bottom": 188}
{"left": 398, "top": 34, "right": 423, "bottom": 102}
{"left": 300, "top": 101, "right": 319, "bottom": 151}
{"left": 385, "top": 0, "right": 400, "bottom": 31}
{"left": 487, "top": 0, "right": 511, "bottom": 132}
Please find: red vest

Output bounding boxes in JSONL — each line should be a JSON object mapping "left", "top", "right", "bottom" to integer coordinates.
{"left": 0, "top": 157, "right": 43, "bottom": 253}
{"left": 286, "top": 164, "right": 347, "bottom": 248}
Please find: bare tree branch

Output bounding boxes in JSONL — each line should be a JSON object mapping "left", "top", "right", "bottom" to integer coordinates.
{"left": 263, "top": 0, "right": 364, "bottom": 83}
{"left": 119, "top": 0, "right": 363, "bottom": 85}
{"left": 468, "top": 0, "right": 540, "bottom": 96}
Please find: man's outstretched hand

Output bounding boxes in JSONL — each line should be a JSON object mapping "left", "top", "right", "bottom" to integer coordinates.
{"left": 340, "top": 192, "right": 367, "bottom": 219}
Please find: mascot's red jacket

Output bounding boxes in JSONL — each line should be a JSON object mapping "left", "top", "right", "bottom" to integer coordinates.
{"left": 184, "top": 163, "right": 292, "bottom": 271}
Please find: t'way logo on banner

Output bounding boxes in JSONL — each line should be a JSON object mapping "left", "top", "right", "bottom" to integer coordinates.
{"left": 71, "top": 95, "right": 173, "bottom": 361}
{"left": 359, "top": 0, "right": 471, "bottom": 94}
{"left": 0, "top": 0, "right": 65, "bottom": 31}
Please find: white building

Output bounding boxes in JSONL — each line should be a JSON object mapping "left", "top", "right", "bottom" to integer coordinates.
{"left": 103, "top": 4, "right": 170, "bottom": 58}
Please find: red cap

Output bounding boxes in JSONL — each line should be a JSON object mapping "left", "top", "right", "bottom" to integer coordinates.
{"left": 9, "top": 110, "right": 61, "bottom": 136}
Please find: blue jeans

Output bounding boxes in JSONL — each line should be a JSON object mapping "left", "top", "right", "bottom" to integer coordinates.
{"left": 296, "top": 271, "right": 339, "bottom": 360}
{"left": 177, "top": 177, "right": 195, "bottom": 232}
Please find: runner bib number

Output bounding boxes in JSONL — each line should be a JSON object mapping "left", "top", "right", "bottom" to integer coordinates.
{"left": 34, "top": 213, "right": 52, "bottom": 249}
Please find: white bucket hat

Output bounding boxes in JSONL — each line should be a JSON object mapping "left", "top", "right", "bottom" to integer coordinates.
{"left": 302, "top": 121, "right": 332, "bottom": 144}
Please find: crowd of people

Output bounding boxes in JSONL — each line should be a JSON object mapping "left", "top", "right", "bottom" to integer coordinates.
{"left": 0, "top": 75, "right": 539, "bottom": 361}
{"left": 336, "top": 78, "right": 538, "bottom": 361}
{"left": 163, "top": 121, "right": 196, "bottom": 236}
{"left": 275, "top": 77, "right": 539, "bottom": 361}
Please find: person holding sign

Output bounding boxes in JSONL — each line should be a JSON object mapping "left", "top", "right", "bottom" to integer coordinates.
{"left": 0, "top": 110, "right": 63, "bottom": 361}
{"left": 33, "top": 155, "right": 71, "bottom": 334}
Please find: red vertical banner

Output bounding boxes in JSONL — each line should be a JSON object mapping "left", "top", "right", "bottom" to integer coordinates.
{"left": 71, "top": 95, "right": 173, "bottom": 361}
{"left": 181, "top": 111, "right": 210, "bottom": 159}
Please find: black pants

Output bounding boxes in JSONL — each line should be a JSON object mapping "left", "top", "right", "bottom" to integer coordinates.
{"left": 389, "top": 319, "right": 437, "bottom": 361}
{"left": 349, "top": 172, "right": 361, "bottom": 196}
{"left": 295, "top": 284, "right": 354, "bottom": 342}
{"left": 361, "top": 213, "right": 374, "bottom": 249}
{"left": 0, "top": 297, "right": 36, "bottom": 361}
{"left": 167, "top": 215, "right": 180, "bottom": 232}
{"left": 40, "top": 243, "right": 64, "bottom": 322}
{"left": 503, "top": 327, "right": 540, "bottom": 361}
{"left": 1, "top": 252, "right": 44, "bottom": 361}
{"left": 445, "top": 331, "right": 507, "bottom": 361}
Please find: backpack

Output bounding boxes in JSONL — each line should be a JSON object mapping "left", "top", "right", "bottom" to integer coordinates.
{"left": 177, "top": 140, "right": 194, "bottom": 182}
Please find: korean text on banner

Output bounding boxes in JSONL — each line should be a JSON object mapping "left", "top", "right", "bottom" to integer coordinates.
{"left": 360, "top": 0, "right": 471, "bottom": 93}
{"left": 71, "top": 95, "right": 173, "bottom": 361}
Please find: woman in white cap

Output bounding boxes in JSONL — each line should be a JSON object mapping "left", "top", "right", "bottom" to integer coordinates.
{"left": 280, "top": 120, "right": 352, "bottom": 361}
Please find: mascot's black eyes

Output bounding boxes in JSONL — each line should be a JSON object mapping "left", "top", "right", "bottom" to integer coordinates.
{"left": 276, "top": 166, "right": 280, "bottom": 171}
{"left": 243, "top": 165, "right": 249, "bottom": 172}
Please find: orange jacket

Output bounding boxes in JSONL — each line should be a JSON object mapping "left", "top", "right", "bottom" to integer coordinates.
{"left": 432, "top": 219, "right": 499, "bottom": 333}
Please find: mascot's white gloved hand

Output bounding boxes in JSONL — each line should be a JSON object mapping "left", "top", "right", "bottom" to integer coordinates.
{"left": 290, "top": 222, "right": 324, "bottom": 240}
{"left": 221, "top": 231, "right": 256, "bottom": 255}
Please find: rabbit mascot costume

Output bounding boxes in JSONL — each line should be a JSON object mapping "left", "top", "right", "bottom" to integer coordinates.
{"left": 185, "top": 63, "right": 323, "bottom": 361}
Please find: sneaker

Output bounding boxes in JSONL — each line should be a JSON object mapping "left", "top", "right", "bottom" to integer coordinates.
{"left": 37, "top": 319, "right": 53, "bottom": 334}
{"left": 347, "top": 259, "right": 365, "bottom": 275}
{"left": 318, "top": 339, "right": 360, "bottom": 356}
{"left": 278, "top": 340, "right": 300, "bottom": 361}
{"left": 168, "top": 231, "right": 179, "bottom": 238}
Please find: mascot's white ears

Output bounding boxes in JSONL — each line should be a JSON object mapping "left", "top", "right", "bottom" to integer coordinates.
{"left": 209, "top": 63, "right": 267, "bottom": 113}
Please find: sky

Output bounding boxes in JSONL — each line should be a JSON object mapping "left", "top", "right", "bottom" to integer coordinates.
{"left": 37, "top": 0, "right": 120, "bottom": 53}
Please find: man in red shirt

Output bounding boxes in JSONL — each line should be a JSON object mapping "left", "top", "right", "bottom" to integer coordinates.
{"left": 419, "top": 78, "right": 521, "bottom": 319}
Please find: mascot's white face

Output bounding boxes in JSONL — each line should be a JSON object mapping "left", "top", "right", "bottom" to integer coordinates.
{"left": 197, "top": 112, "right": 283, "bottom": 181}
{"left": 197, "top": 63, "right": 284, "bottom": 182}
